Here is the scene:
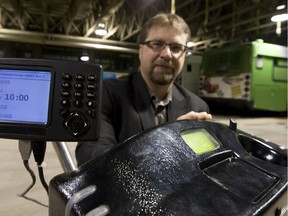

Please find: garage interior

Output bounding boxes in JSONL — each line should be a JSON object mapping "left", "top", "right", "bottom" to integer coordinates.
{"left": 0, "top": 0, "right": 287, "bottom": 53}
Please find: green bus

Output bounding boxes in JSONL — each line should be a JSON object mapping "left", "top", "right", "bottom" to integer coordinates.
{"left": 199, "top": 40, "right": 287, "bottom": 112}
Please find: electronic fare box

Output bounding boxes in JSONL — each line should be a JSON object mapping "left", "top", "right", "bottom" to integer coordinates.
{"left": 49, "top": 120, "right": 287, "bottom": 216}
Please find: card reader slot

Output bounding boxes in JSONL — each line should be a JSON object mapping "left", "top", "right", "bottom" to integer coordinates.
{"left": 200, "top": 154, "right": 279, "bottom": 203}
{"left": 199, "top": 150, "right": 234, "bottom": 170}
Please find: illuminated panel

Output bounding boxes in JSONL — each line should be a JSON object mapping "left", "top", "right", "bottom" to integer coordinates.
{"left": 0, "top": 69, "right": 51, "bottom": 124}
{"left": 180, "top": 128, "right": 219, "bottom": 155}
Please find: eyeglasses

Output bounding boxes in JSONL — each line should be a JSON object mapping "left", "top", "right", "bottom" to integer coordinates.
{"left": 142, "top": 40, "right": 188, "bottom": 58}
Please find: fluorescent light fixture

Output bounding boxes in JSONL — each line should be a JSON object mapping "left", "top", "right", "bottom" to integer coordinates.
{"left": 187, "top": 41, "right": 194, "bottom": 48}
{"left": 95, "top": 21, "right": 108, "bottom": 36}
{"left": 80, "top": 55, "right": 89, "bottom": 61}
{"left": 276, "top": 5, "right": 286, "bottom": 10}
{"left": 271, "top": 14, "right": 288, "bottom": 22}
{"left": 95, "top": 28, "right": 108, "bottom": 36}
{"left": 271, "top": 14, "right": 288, "bottom": 35}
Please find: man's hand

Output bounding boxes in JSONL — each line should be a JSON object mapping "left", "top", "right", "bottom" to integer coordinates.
{"left": 176, "top": 111, "right": 212, "bottom": 121}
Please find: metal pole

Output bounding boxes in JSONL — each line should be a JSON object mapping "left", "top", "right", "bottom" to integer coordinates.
{"left": 52, "top": 141, "right": 77, "bottom": 172}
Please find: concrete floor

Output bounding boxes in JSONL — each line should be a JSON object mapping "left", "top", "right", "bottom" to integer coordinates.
{"left": 0, "top": 114, "right": 287, "bottom": 216}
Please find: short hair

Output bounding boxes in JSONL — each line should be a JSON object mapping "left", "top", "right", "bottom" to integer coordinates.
{"left": 138, "top": 13, "right": 191, "bottom": 44}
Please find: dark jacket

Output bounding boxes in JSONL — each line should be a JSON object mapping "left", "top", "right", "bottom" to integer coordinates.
{"left": 76, "top": 72, "right": 209, "bottom": 165}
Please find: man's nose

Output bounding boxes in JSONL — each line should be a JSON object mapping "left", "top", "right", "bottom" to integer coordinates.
{"left": 159, "top": 45, "right": 173, "bottom": 58}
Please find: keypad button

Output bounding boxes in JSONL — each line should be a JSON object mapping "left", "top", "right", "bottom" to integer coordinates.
{"left": 87, "top": 100, "right": 95, "bottom": 108}
{"left": 62, "top": 74, "right": 72, "bottom": 80}
{"left": 64, "top": 111, "right": 89, "bottom": 137}
{"left": 87, "top": 83, "right": 96, "bottom": 90}
{"left": 74, "top": 83, "right": 84, "bottom": 89}
{"left": 86, "top": 109, "right": 95, "bottom": 118}
{"left": 74, "top": 91, "right": 83, "bottom": 98}
{"left": 74, "top": 100, "right": 83, "bottom": 107}
{"left": 62, "top": 82, "right": 71, "bottom": 89}
{"left": 87, "top": 74, "right": 96, "bottom": 81}
{"left": 75, "top": 74, "right": 85, "bottom": 81}
{"left": 62, "top": 90, "right": 71, "bottom": 97}
{"left": 86, "top": 92, "right": 95, "bottom": 99}
{"left": 60, "top": 108, "right": 70, "bottom": 118}
{"left": 61, "top": 99, "right": 70, "bottom": 106}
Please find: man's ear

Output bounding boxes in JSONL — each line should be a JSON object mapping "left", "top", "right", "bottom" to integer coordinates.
{"left": 139, "top": 44, "right": 144, "bottom": 61}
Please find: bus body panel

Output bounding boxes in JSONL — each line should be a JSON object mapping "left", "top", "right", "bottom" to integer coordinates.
{"left": 199, "top": 40, "right": 287, "bottom": 112}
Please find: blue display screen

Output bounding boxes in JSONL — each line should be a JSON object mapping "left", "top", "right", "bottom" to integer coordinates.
{"left": 0, "top": 69, "right": 51, "bottom": 124}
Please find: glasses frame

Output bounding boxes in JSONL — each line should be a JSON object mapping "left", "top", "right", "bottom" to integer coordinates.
{"left": 142, "top": 40, "right": 188, "bottom": 59}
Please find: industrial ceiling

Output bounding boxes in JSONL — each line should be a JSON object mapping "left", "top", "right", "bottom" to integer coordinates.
{"left": 0, "top": 0, "right": 287, "bottom": 54}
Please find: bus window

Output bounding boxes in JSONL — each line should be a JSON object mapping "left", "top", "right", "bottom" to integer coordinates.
{"left": 273, "top": 58, "right": 287, "bottom": 82}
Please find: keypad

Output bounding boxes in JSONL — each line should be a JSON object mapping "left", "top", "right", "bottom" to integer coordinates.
{"left": 64, "top": 111, "right": 89, "bottom": 137}
{"left": 61, "top": 73, "right": 99, "bottom": 119}
{"left": 60, "top": 72, "right": 100, "bottom": 137}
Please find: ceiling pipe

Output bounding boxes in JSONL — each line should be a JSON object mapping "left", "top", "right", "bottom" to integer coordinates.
{"left": 0, "top": 28, "right": 139, "bottom": 54}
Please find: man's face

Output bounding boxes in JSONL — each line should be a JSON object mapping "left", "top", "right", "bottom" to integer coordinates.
{"left": 139, "top": 25, "right": 187, "bottom": 86}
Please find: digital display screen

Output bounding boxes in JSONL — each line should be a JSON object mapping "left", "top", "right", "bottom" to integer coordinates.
{"left": 180, "top": 128, "right": 219, "bottom": 155}
{"left": 0, "top": 69, "right": 51, "bottom": 124}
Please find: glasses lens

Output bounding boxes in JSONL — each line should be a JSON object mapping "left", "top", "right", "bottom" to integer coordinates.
{"left": 144, "top": 40, "right": 186, "bottom": 58}
{"left": 170, "top": 44, "right": 184, "bottom": 54}
{"left": 149, "top": 41, "right": 165, "bottom": 51}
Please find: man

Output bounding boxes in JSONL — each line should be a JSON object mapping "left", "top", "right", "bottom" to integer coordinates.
{"left": 76, "top": 13, "right": 212, "bottom": 166}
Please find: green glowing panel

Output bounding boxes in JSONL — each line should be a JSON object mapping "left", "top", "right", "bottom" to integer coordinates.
{"left": 180, "top": 128, "right": 219, "bottom": 155}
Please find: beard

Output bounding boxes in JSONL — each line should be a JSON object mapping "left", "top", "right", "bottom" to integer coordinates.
{"left": 149, "top": 65, "right": 176, "bottom": 85}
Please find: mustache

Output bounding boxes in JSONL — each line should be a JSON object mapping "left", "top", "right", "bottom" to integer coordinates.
{"left": 153, "top": 61, "right": 174, "bottom": 69}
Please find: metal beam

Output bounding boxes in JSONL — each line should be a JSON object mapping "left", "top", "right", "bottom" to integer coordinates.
{"left": 0, "top": 28, "right": 139, "bottom": 53}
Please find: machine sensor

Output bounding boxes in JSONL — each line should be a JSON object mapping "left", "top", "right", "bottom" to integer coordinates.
{"left": 180, "top": 128, "right": 219, "bottom": 155}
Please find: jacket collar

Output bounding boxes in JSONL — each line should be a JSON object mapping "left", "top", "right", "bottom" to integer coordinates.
{"left": 132, "top": 72, "right": 155, "bottom": 130}
{"left": 132, "top": 72, "right": 190, "bottom": 129}
{"left": 168, "top": 87, "right": 190, "bottom": 121}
